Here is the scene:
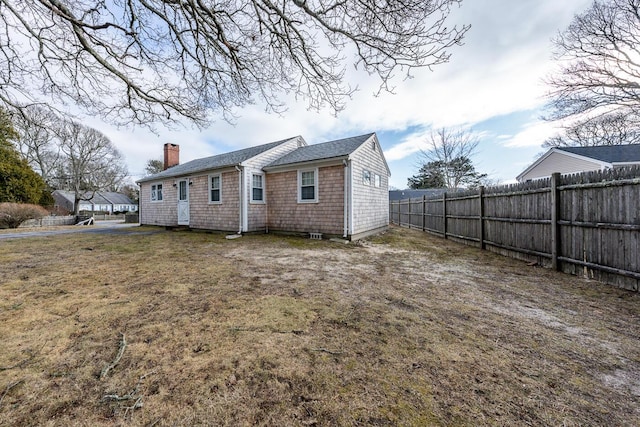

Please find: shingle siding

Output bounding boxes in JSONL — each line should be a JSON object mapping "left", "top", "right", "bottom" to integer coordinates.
{"left": 242, "top": 137, "right": 302, "bottom": 231}
{"left": 189, "top": 171, "right": 240, "bottom": 232}
{"left": 351, "top": 141, "right": 389, "bottom": 234}
{"left": 267, "top": 165, "right": 344, "bottom": 235}
{"left": 139, "top": 180, "right": 178, "bottom": 226}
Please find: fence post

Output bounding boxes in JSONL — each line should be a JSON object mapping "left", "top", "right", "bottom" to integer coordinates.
{"left": 551, "top": 172, "right": 561, "bottom": 271}
{"left": 397, "top": 201, "right": 401, "bottom": 225}
{"left": 408, "top": 197, "right": 411, "bottom": 228}
{"left": 479, "top": 186, "right": 485, "bottom": 250}
{"left": 442, "top": 192, "right": 447, "bottom": 239}
{"left": 422, "top": 195, "right": 426, "bottom": 232}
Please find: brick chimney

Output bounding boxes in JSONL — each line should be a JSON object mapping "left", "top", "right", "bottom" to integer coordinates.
{"left": 163, "top": 143, "right": 179, "bottom": 170}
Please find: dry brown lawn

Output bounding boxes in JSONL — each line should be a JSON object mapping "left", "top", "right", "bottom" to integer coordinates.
{"left": 0, "top": 225, "right": 639, "bottom": 426}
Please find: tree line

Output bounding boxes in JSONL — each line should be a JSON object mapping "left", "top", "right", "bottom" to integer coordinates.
{"left": 1, "top": 106, "right": 132, "bottom": 215}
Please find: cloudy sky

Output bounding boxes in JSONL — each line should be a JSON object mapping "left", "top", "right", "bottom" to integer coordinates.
{"left": 88, "top": 0, "right": 594, "bottom": 189}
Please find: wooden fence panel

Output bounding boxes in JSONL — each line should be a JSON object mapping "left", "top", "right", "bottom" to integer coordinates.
{"left": 425, "top": 197, "right": 445, "bottom": 235}
{"left": 446, "top": 191, "right": 480, "bottom": 246}
{"left": 391, "top": 167, "right": 640, "bottom": 291}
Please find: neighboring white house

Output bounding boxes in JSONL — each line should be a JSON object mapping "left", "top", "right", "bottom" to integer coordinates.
{"left": 52, "top": 190, "right": 138, "bottom": 214}
{"left": 517, "top": 144, "right": 640, "bottom": 182}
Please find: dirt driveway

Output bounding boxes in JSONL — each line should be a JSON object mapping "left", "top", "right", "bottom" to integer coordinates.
{"left": 0, "top": 225, "right": 639, "bottom": 426}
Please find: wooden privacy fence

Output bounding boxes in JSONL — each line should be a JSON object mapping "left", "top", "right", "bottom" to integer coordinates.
{"left": 389, "top": 167, "right": 640, "bottom": 291}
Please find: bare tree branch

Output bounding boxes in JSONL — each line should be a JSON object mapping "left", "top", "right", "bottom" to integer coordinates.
{"left": 0, "top": 0, "right": 469, "bottom": 127}
{"left": 544, "top": 0, "right": 640, "bottom": 144}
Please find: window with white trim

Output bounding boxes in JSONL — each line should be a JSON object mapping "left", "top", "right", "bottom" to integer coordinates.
{"left": 252, "top": 173, "right": 264, "bottom": 202}
{"left": 363, "top": 170, "right": 371, "bottom": 186}
{"left": 374, "top": 174, "right": 381, "bottom": 187}
{"left": 209, "top": 174, "right": 221, "bottom": 203}
{"left": 298, "top": 169, "right": 318, "bottom": 203}
{"left": 151, "top": 183, "right": 163, "bottom": 201}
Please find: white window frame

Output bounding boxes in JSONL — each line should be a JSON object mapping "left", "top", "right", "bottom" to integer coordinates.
{"left": 363, "top": 169, "right": 371, "bottom": 186}
{"left": 151, "top": 183, "right": 163, "bottom": 202}
{"left": 374, "top": 174, "right": 381, "bottom": 188}
{"left": 251, "top": 173, "right": 265, "bottom": 203}
{"left": 298, "top": 168, "right": 318, "bottom": 203}
{"left": 209, "top": 173, "right": 222, "bottom": 204}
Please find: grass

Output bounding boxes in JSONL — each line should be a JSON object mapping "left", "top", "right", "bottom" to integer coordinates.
{"left": 0, "top": 225, "right": 639, "bottom": 426}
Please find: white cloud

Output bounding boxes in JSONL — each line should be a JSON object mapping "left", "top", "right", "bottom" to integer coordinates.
{"left": 73, "top": 0, "right": 594, "bottom": 185}
{"left": 502, "top": 121, "right": 560, "bottom": 148}
{"left": 383, "top": 130, "right": 429, "bottom": 162}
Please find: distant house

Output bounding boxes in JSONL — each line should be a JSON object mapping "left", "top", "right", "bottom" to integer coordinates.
{"left": 517, "top": 144, "right": 640, "bottom": 182}
{"left": 389, "top": 189, "right": 448, "bottom": 201}
{"left": 52, "top": 190, "right": 138, "bottom": 214}
{"left": 136, "top": 133, "right": 390, "bottom": 240}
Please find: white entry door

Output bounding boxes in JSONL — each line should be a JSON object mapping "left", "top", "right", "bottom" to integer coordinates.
{"left": 177, "top": 179, "right": 189, "bottom": 225}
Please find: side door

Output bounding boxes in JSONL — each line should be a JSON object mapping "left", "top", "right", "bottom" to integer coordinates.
{"left": 177, "top": 179, "right": 189, "bottom": 225}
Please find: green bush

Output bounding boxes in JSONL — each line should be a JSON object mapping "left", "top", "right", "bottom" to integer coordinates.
{"left": 0, "top": 203, "right": 49, "bottom": 229}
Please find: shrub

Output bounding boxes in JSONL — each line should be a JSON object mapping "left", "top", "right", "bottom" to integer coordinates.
{"left": 0, "top": 203, "right": 49, "bottom": 229}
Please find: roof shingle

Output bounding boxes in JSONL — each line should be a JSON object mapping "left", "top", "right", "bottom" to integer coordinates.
{"left": 559, "top": 144, "right": 640, "bottom": 163}
{"left": 265, "top": 133, "right": 375, "bottom": 168}
{"left": 137, "top": 136, "right": 301, "bottom": 183}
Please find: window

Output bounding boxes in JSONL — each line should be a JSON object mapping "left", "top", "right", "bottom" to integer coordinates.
{"left": 298, "top": 169, "right": 318, "bottom": 202}
{"left": 252, "top": 173, "right": 264, "bottom": 202}
{"left": 374, "top": 174, "right": 381, "bottom": 188}
{"left": 151, "top": 183, "right": 163, "bottom": 201}
{"left": 178, "top": 180, "right": 188, "bottom": 201}
{"left": 363, "top": 170, "right": 371, "bottom": 186}
{"left": 209, "top": 174, "right": 221, "bottom": 203}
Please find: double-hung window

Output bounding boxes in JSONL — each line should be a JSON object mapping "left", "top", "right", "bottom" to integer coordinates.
{"left": 374, "top": 174, "right": 381, "bottom": 188}
{"left": 298, "top": 169, "right": 318, "bottom": 203}
{"left": 252, "top": 173, "right": 264, "bottom": 202}
{"left": 209, "top": 174, "right": 221, "bottom": 203}
{"left": 151, "top": 183, "right": 163, "bottom": 201}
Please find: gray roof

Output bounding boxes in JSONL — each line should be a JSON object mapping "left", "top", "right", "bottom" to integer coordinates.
{"left": 100, "top": 192, "right": 136, "bottom": 205}
{"left": 265, "top": 133, "right": 375, "bottom": 168}
{"left": 559, "top": 144, "right": 640, "bottom": 163}
{"left": 53, "top": 190, "right": 135, "bottom": 205}
{"left": 137, "top": 136, "right": 301, "bottom": 183}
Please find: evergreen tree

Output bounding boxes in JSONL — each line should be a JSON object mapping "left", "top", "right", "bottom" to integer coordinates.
{"left": 408, "top": 156, "right": 486, "bottom": 189}
{"left": 407, "top": 161, "right": 446, "bottom": 189}
{"left": 0, "top": 109, "right": 50, "bottom": 204}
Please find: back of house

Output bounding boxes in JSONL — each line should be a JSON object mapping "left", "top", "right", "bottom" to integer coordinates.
{"left": 137, "top": 133, "right": 390, "bottom": 240}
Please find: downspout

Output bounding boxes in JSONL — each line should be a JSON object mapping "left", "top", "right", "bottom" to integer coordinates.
{"left": 343, "top": 159, "right": 349, "bottom": 238}
{"left": 265, "top": 172, "right": 269, "bottom": 234}
{"left": 235, "top": 165, "right": 243, "bottom": 234}
{"left": 349, "top": 160, "right": 354, "bottom": 237}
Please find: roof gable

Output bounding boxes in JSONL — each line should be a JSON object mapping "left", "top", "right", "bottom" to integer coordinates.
{"left": 264, "top": 133, "right": 376, "bottom": 168}
{"left": 137, "top": 136, "right": 300, "bottom": 183}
